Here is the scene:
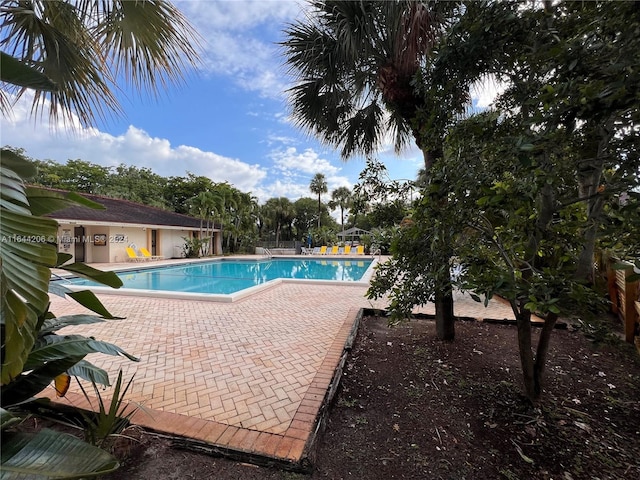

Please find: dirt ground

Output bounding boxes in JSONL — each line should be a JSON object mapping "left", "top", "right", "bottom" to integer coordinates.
{"left": 17, "top": 315, "right": 640, "bottom": 480}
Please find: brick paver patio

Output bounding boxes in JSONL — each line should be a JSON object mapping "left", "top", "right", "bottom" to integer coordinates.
{"left": 44, "top": 257, "right": 521, "bottom": 467}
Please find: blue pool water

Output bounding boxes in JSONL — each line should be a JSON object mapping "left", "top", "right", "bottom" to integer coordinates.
{"left": 66, "top": 258, "right": 373, "bottom": 295}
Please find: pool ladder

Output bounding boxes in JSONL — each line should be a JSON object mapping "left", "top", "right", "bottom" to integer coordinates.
{"left": 263, "top": 248, "right": 273, "bottom": 259}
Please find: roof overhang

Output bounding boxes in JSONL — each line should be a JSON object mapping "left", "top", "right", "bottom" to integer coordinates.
{"left": 52, "top": 219, "right": 215, "bottom": 232}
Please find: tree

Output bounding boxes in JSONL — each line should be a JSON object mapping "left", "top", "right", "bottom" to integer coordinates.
{"left": 282, "top": 0, "right": 459, "bottom": 339}
{"left": 370, "top": 0, "right": 640, "bottom": 402}
{"left": 293, "top": 197, "right": 318, "bottom": 239}
{"left": 188, "top": 191, "right": 216, "bottom": 256}
{"left": 309, "top": 172, "right": 328, "bottom": 228}
{"left": 329, "top": 186, "right": 352, "bottom": 237}
{"left": 0, "top": 0, "right": 200, "bottom": 127}
{"left": 164, "top": 173, "right": 215, "bottom": 215}
{"left": 262, "top": 197, "right": 295, "bottom": 247}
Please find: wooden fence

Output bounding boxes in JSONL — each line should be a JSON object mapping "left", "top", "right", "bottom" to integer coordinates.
{"left": 606, "top": 259, "right": 640, "bottom": 345}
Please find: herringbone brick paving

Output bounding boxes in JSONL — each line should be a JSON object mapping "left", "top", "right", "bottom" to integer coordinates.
{"left": 45, "top": 257, "right": 520, "bottom": 463}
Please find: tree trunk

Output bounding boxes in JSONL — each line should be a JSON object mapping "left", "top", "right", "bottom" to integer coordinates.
{"left": 422, "top": 147, "right": 456, "bottom": 341}
{"left": 435, "top": 285, "right": 455, "bottom": 341}
{"left": 515, "top": 307, "right": 559, "bottom": 403}
{"left": 575, "top": 120, "right": 612, "bottom": 282}
{"left": 532, "top": 312, "right": 558, "bottom": 399}
{"left": 515, "top": 306, "right": 537, "bottom": 401}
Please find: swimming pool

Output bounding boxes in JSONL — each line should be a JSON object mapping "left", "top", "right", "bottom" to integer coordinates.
{"left": 61, "top": 257, "right": 376, "bottom": 302}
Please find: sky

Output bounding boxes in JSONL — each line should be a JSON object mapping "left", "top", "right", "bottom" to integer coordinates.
{"left": 0, "top": 0, "right": 496, "bottom": 205}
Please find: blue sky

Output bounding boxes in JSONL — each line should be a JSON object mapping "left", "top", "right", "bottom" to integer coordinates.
{"left": 1, "top": 0, "right": 493, "bottom": 204}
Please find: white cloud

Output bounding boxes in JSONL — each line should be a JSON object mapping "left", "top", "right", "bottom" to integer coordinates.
{"left": 177, "top": 0, "right": 303, "bottom": 99}
{"left": 270, "top": 147, "right": 340, "bottom": 177}
{"left": 1, "top": 94, "right": 268, "bottom": 194}
{"left": 470, "top": 76, "right": 508, "bottom": 109}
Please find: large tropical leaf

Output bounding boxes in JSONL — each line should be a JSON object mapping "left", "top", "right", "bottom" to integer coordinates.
{"left": 1, "top": 356, "right": 84, "bottom": 408}
{"left": 59, "top": 263, "right": 122, "bottom": 289}
{"left": 25, "top": 187, "right": 105, "bottom": 217}
{"left": 39, "top": 315, "right": 107, "bottom": 335}
{"left": 66, "top": 291, "right": 123, "bottom": 319}
{"left": 0, "top": 428, "right": 119, "bottom": 479}
{"left": 67, "top": 359, "right": 110, "bottom": 387}
{"left": 0, "top": 408, "right": 21, "bottom": 431}
{"left": 1, "top": 155, "right": 58, "bottom": 385}
{"left": 25, "top": 335, "right": 138, "bottom": 371}
{"left": 0, "top": 51, "right": 57, "bottom": 91}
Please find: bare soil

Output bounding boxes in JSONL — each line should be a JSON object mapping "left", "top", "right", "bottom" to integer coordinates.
{"left": 20, "top": 316, "right": 640, "bottom": 479}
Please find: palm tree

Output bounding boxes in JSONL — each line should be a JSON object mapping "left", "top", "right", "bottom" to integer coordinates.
{"left": 263, "top": 197, "right": 295, "bottom": 247}
{"left": 309, "top": 172, "right": 328, "bottom": 228}
{"left": 0, "top": 0, "right": 200, "bottom": 127}
{"left": 188, "top": 191, "right": 216, "bottom": 256}
{"left": 329, "top": 186, "right": 352, "bottom": 238}
{"left": 282, "top": 0, "right": 457, "bottom": 339}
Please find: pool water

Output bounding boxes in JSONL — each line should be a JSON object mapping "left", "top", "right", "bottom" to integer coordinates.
{"left": 66, "top": 258, "right": 373, "bottom": 295}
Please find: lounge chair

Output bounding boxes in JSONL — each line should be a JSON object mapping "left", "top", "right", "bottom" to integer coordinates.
{"left": 337, "top": 246, "right": 345, "bottom": 255}
{"left": 343, "top": 245, "right": 351, "bottom": 254}
{"left": 356, "top": 245, "right": 365, "bottom": 255}
{"left": 330, "top": 245, "right": 339, "bottom": 255}
{"left": 319, "top": 246, "right": 328, "bottom": 255}
{"left": 140, "top": 247, "right": 164, "bottom": 260}
{"left": 311, "top": 246, "right": 321, "bottom": 254}
{"left": 126, "top": 246, "right": 145, "bottom": 262}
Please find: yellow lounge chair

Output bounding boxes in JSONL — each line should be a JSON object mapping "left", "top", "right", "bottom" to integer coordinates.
{"left": 140, "top": 247, "right": 164, "bottom": 261}
{"left": 126, "top": 246, "right": 145, "bottom": 262}
{"left": 319, "top": 246, "right": 328, "bottom": 255}
{"left": 343, "top": 245, "right": 351, "bottom": 254}
{"left": 330, "top": 245, "right": 339, "bottom": 255}
{"left": 356, "top": 245, "right": 365, "bottom": 255}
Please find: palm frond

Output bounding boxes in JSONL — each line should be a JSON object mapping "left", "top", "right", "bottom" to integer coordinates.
{"left": 0, "top": 0, "right": 201, "bottom": 127}
{"left": 281, "top": 0, "right": 439, "bottom": 160}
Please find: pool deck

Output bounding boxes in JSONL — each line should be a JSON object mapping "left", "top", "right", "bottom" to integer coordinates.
{"left": 44, "top": 255, "right": 523, "bottom": 470}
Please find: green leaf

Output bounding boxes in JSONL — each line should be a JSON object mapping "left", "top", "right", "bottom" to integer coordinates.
{"left": 0, "top": 429, "right": 119, "bottom": 478}
{"left": 55, "top": 253, "right": 73, "bottom": 267}
{"left": 626, "top": 273, "right": 640, "bottom": 282}
{"left": 66, "top": 290, "right": 123, "bottom": 319}
{"left": 60, "top": 263, "right": 123, "bottom": 288}
{"left": 0, "top": 408, "right": 21, "bottom": 430}
{"left": 1, "top": 290, "right": 38, "bottom": 386}
{"left": 25, "top": 187, "right": 105, "bottom": 216}
{"left": 67, "top": 360, "right": 111, "bottom": 387}
{"left": 25, "top": 335, "right": 138, "bottom": 371}
{"left": 1, "top": 356, "right": 84, "bottom": 407}
{"left": 39, "top": 315, "right": 107, "bottom": 335}
{"left": 0, "top": 51, "right": 57, "bottom": 91}
{"left": 0, "top": 149, "right": 37, "bottom": 179}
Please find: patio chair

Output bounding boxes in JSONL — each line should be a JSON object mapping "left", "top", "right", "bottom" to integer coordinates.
{"left": 319, "top": 246, "right": 328, "bottom": 255}
{"left": 330, "top": 245, "right": 339, "bottom": 255}
{"left": 356, "top": 245, "right": 365, "bottom": 255}
{"left": 140, "top": 247, "right": 164, "bottom": 261}
{"left": 337, "top": 246, "right": 345, "bottom": 255}
{"left": 126, "top": 246, "right": 145, "bottom": 262}
{"left": 343, "top": 245, "right": 351, "bottom": 254}
{"left": 312, "top": 246, "right": 321, "bottom": 254}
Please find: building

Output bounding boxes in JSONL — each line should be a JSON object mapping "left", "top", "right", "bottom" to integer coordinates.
{"left": 45, "top": 190, "right": 222, "bottom": 263}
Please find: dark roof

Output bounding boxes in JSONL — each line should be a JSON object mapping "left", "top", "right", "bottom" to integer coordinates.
{"left": 42, "top": 189, "right": 203, "bottom": 229}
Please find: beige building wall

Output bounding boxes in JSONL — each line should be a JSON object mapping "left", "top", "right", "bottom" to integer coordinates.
{"left": 56, "top": 223, "right": 202, "bottom": 263}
